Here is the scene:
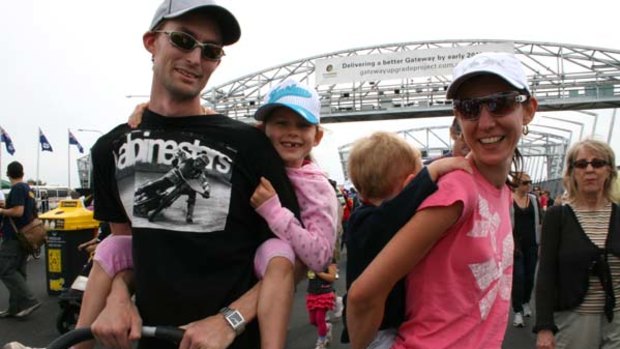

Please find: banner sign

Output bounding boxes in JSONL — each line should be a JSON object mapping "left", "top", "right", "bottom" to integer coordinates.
{"left": 315, "top": 43, "right": 514, "bottom": 84}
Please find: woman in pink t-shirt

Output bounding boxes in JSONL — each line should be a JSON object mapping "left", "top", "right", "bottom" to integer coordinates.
{"left": 347, "top": 52, "right": 538, "bottom": 349}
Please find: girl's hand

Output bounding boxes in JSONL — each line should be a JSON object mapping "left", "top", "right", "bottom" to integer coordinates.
{"left": 202, "top": 106, "right": 217, "bottom": 115}
{"left": 316, "top": 263, "right": 338, "bottom": 283}
{"left": 250, "top": 177, "right": 276, "bottom": 208}
{"left": 128, "top": 103, "right": 148, "bottom": 129}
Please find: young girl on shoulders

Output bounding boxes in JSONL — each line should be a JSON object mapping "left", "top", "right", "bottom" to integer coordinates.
{"left": 250, "top": 78, "right": 338, "bottom": 349}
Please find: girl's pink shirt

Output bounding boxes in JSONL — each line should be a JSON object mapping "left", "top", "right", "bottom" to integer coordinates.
{"left": 394, "top": 168, "right": 514, "bottom": 349}
{"left": 255, "top": 161, "right": 338, "bottom": 272}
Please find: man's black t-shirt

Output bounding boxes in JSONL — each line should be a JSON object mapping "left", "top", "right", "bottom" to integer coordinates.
{"left": 91, "top": 110, "right": 299, "bottom": 349}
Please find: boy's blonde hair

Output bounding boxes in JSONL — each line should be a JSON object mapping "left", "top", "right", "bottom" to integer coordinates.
{"left": 348, "top": 131, "right": 422, "bottom": 201}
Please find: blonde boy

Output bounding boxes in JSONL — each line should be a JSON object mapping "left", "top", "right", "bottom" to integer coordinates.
{"left": 342, "top": 131, "right": 469, "bottom": 349}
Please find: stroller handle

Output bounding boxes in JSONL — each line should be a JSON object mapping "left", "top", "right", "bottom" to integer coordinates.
{"left": 46, "top": 326, "right": 184, "bottom": 349}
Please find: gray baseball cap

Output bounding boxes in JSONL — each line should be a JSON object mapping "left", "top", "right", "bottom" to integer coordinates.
{"left": 150, "top": 0, "right": 241, "bottom": 45}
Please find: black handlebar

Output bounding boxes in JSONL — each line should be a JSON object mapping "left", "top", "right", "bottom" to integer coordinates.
{"left": 46, "top": 326, "right": 185, "bottom": 349}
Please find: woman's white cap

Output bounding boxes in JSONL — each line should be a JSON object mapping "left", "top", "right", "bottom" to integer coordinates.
{"left": 446, "top": 52, "right": 530, "bottom": 99}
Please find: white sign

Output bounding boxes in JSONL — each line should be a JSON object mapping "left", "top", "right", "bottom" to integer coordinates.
{"left": 315, "top": 43, "right": 514, "bottom": 84}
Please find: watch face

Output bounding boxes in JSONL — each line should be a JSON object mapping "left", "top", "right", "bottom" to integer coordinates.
{"left": 221, "top": 307, "right": 245, "bottom": 334}
{"left": 229, "top": 312, "right": 244, "bottom": 327}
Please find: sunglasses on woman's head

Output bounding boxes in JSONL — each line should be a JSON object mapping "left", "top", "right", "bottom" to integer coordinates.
{"left": 453, "top": 91, "right": 529, "bottom": 121}
{"left": 154, "top": 30, "right": 225, "bottom": 61}
{"left": 572, "top": 159, "right": 608, "bottom": 169}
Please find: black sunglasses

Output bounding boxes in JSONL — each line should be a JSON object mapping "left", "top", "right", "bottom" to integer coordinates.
{"left": 453, "top": 91, "right": 529, "bottom": 121}
{"left": 520, "top": 180, "right": 532, "bottom": 185}
{"left": 154, "top": 31, "right": 225, "bottom": 61}
{"left": 572, "top": 159, "right": 608, "bottom": 169}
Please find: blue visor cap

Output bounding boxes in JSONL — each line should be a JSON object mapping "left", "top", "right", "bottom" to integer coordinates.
{"left": 254, "top": 79, "right": 321, "bottom": 125}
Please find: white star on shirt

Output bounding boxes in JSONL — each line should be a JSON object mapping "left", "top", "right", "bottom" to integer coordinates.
{"left": 467, "top": 195, "right": 513, "bottom": 319}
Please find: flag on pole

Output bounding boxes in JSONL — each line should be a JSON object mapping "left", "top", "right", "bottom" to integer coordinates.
{"left": 0, "top": 126, "right": 16, "bottom": 155}
{"left": 39, "top": 128, "right": 53, "bottom": 152}
{"left": 68, "top": 130, "right": 84, "bottom": 153}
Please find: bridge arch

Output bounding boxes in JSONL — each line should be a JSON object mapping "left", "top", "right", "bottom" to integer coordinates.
{"left": 201, "top": 40, "right": 619, "bottom": 184}
{"left": 202, "top": 39, "right": 620, "bottom": 122}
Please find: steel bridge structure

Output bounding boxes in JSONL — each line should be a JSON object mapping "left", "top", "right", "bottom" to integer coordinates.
{"left": 200, "top": 40, "right": 620, "bottom": 183}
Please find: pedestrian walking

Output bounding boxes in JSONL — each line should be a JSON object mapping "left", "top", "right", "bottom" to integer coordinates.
{"left": 510, "top": 171, "right": 541, "bottom": 327}
{"left": 0, "top": 161, "right": 41, "bottom": 319}
{"left": 535, "top": 139, "right": 620, "bottom": 349}
{"left": 307, "top": 261, "right": 338, "bottom": 349}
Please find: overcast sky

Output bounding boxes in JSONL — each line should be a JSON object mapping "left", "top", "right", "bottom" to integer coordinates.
{"left": 1, "top": 0, "right": 619, "bottom": 187}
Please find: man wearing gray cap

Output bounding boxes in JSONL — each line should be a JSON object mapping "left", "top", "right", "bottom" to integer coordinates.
{"left": 87, "top": 1, "right": 299, "bottom": 349}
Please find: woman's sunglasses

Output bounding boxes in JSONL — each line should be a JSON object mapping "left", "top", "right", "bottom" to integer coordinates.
{"left": 572, "top": 159, "right": 609, "bottom": 169}
{"left": 520, "top": 180, "right": 532, "bottom": 185}
{"left": 453, "top": 91, "right": 529, "bottom": 121}
{"left": 154, "top": 31, "right": 225, "bottom": 61}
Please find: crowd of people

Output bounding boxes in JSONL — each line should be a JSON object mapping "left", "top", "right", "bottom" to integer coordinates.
{"left": 1, "top": 1, "right": 619, "bottom": 349}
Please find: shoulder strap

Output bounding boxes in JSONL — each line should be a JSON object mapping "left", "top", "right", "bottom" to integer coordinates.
{"left": 533, "top": 194, "right": 541, "bottom": 210}
{"left": 29, "top": 190, "right": 38, "bottom": 219}
{"left": 528, "top": 193, "right": 541, "bottom": 243}
{"left": 8, "top": 216, "right": 19, "bottom": 233}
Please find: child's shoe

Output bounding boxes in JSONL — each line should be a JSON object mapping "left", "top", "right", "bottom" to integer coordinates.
{"left": 314, "top": 337, "right": 327, "bottom": 349}
{"left": 333, "top": 296, "right": 344, "bottom": 318}
{"left": 513, "top": 312, "right": 525, "bottom": 327}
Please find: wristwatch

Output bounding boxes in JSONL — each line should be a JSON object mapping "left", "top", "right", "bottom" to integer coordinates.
{"left": 219, "top": 306, "right": 246, "bottom": 335}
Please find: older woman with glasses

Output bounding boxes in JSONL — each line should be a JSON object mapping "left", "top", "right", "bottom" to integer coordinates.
{"left": 347, "top": 52, "right": 537, "bottom": 349}
{"left": 535, "top": 139, "right": 620, "bottom": 349}
{"left": 510, "top": 172, "right": 541, "bottom": 328}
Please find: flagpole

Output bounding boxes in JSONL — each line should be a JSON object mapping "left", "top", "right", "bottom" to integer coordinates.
{"left": 36, "top": 128, "right": 40, "bottom": 188}
{"left": 68, "top": 128, "right": 71, "bottom": 189}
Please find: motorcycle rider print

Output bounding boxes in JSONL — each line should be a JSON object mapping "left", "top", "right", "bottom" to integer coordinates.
{"left": 133, "top": 149, "right": 211, "bottom": 223}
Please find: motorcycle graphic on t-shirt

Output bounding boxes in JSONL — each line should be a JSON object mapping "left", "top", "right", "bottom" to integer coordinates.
{"left": 133, "top": 149, "right": 211, "bottom": 223}
{"left": 113, "top": 129, "right": 234, "bottom": 233}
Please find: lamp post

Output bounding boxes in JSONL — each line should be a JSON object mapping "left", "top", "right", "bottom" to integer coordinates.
{"left": 77, "top": 128, "right": 103, "bottom": 135}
